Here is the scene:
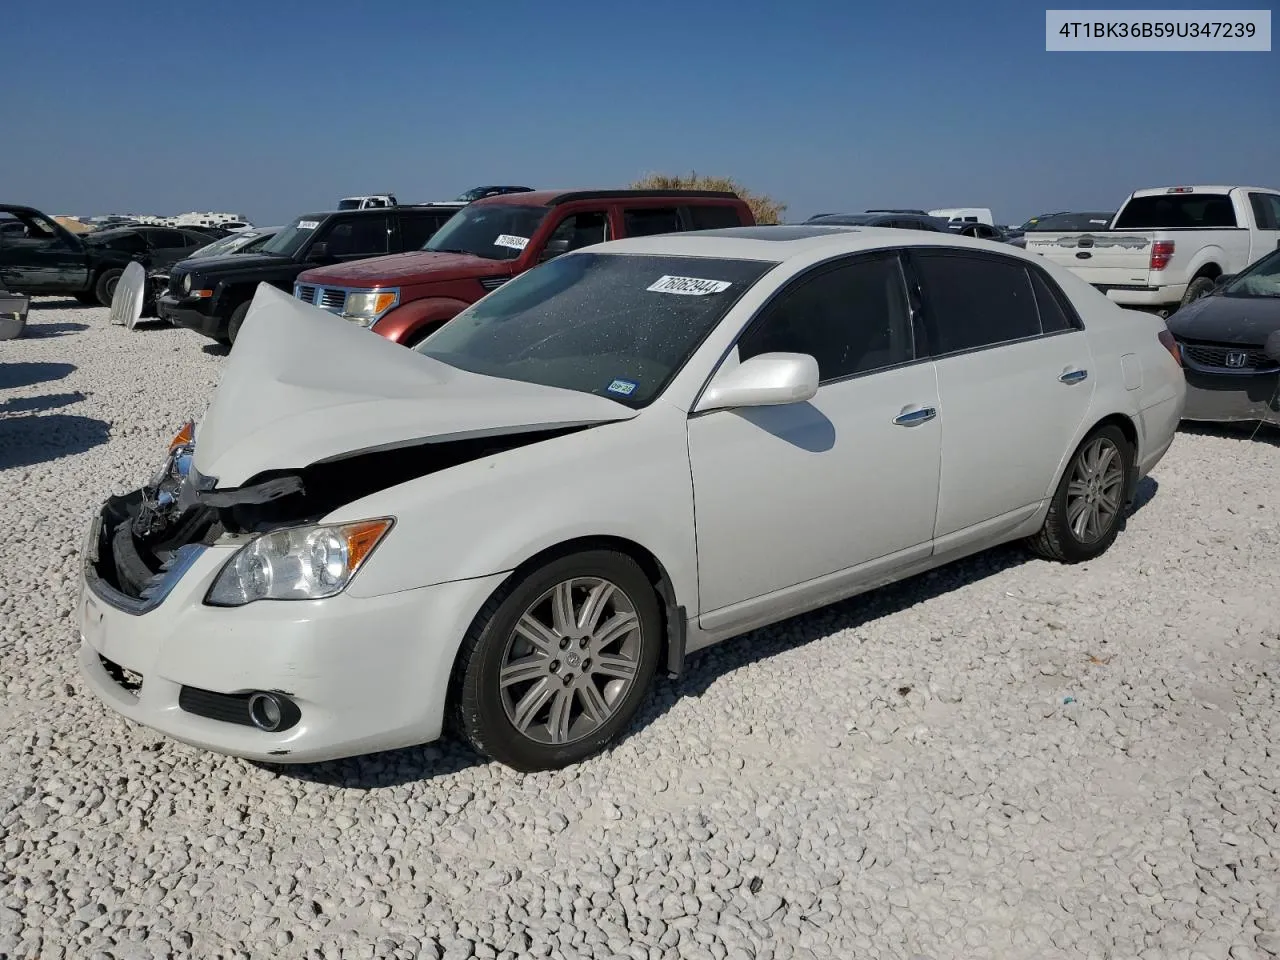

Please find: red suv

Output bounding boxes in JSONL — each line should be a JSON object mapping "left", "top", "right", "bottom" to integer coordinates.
{"left": 292, "top": 189, "right": 755, "bottom": 345}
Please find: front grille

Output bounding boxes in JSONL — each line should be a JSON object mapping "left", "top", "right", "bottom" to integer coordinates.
{"left": 295, "top": 284, "right": 316, "bottom": 304}
{"left": 1179, "top": 341, "right": 1275, "bottom": 371}
{"left": 178, "top": 686, "right": 254, "bottom": 726}
{"left": 318, "top": 288, "right": 346, "bottom": 309}
{"left": 168, "top": 274, "right": 184, "bottom": 296}
{"left": 99, "top": 654, "right": 143, "bottom": 697}
{"left": 479, "top": 276, "right": 509, "bottom": 292}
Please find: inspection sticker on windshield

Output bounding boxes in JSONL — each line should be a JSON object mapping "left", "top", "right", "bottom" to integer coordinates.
{"left": 296, "top": 220, "right": 319, "bottom": 229}
{"left": 607, "top": 379, "right": 637, "bottom": 396}
{"left": 646, "top": 275, "right": 732, "bottom": 296}
{"left": 493, "top": 234, "right": 529, "bottom": 251}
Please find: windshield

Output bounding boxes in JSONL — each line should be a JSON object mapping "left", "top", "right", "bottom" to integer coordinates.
{"left": 337, "top": 199, "right": 360, "bottom": 210}
{"left": 415, "top": 252, "right": 775, "bottom": 407}
{"left": 188, "top": 231, "right": 260, "bottom": 258}
{"left": 424, "top": 204, "right": 550, "bottom": 260}
{"left": 259, "top": 217, "right": 322, "bottom": 257}
{"left": 1223, "top": 249, "right": 1280, "bottom": 297}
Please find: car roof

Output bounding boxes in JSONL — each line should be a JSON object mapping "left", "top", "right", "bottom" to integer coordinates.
{"left": 586, "top": 224, "right": 1037, "bottom": 264}
{"left": 469, "top": 189, "right": 743, "bottom": 208}
{"left": 1129, "top": 185, "right": 1276, "bottom": 197}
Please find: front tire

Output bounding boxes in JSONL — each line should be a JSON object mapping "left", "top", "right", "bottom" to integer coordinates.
{"left": 1028, "top": 424, "right": 1132, "bottom": 563}
{"left": 225, "top": 301, "right": 250, "bottom": 345}
{"left": 94, "top": 268, "right": 123, "bottom": 307}
{"left": 453, "top": 550, "right": 662, "bottom": 771}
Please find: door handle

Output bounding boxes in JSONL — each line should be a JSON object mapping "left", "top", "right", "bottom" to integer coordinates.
{"left": 893, "top": 405, "right": 937, "bottom": 426}
{"left": 1059, "top": 368, "right": 1089, "bottom": 384}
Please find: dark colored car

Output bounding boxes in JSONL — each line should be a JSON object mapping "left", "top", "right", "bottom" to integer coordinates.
{"left": 0, "top": 205, "right": 213, "bottom": 305}
{"left": 1166, "top": 247, "right": 1280, "bottom": 425}
{"left": 294, "top": 189, "right": 755, "bottom": 347}
{"left": 160, "top": 204, "right": 463, "bottom": 344}
{"left": 1006, "top": 211, "right": 1115, "bottom": 248}
{"left": 805, "top": 211, "right": 952, "bottom": 232}
{"left": 147, "top": 226, "right": 283, "bottom": 318}
{"left": 457, "top": 185, "right": 534, "bottom": 202}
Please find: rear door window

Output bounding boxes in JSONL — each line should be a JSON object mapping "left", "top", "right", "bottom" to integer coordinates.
{"left": 320, "top": 215, "right": 390, "bottom": 257}
{"left": 685, "top": 205, "right": 746, "bottom": 230}
{"left": 1113, "top": 193, "right": 1237, "bottom": 229}
{"left": 1247, "top": 192, "right": 1280, "bottom": 230}
{"left": 624, "top": 207, "right": 683, "bottom": 237}
{"left": 913, "top": 251, "right": 1041, "bottom": 355}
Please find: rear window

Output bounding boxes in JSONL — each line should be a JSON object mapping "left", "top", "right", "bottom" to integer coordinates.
{"left": 687, "top": 205, "right": 747, "bottom": 231}
{"left": 1113, "top": 194, "right": 1237, "bottom": 229}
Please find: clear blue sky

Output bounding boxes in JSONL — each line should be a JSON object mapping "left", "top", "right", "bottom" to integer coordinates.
{"left": 3, "top": 0, "right": 1276, "bottom": 225}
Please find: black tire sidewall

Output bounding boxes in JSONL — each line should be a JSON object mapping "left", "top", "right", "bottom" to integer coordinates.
{"left": 460, "top": 550, "right": 662, "bottom": 771}
{"left": 226, "top": 301, "right": 250, "bottom": 344}
{"left": 95, "top": 269, "right": 123, "bottom": 307}
{"left": 1181, "top": 276, "right": 1215, "bottom": 307}
{"left": 1050, "top": 425, "right": 1133, "bottom": 562}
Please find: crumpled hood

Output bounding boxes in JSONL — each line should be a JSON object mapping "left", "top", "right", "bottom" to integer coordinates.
{"left": 298, "top": 250, "right": 507, "bottom": 287}
{"left": 193, "top": 285, "right": 637, "bottom": 487}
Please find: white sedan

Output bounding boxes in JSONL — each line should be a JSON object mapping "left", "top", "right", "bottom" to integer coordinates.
{"left": 77, "top": 226, "right": 1186, "bottom": 771}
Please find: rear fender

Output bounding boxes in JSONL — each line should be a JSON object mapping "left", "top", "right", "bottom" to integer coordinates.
{"left": 374, "top": 297, "right": 471, "bottom": 346}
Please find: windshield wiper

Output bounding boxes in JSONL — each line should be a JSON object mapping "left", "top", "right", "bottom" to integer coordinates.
{"left": 427, "top": 247, "right": 481, "bottom": 256}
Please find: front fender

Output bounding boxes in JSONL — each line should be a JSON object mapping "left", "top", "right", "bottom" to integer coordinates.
{"left": 374, "top": 297, "right": 471, "bottom": 345}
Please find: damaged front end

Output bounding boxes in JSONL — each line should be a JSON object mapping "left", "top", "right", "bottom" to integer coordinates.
{"left": 84, "top": 419, "right": 590, "bottom": 613}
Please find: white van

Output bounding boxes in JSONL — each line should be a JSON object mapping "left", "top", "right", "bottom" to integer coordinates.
{"left": 929, "top": 207, "right": 995, "bottom": 226}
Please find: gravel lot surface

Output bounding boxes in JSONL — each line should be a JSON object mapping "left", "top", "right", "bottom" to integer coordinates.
{"left": 2, "top": 300, "right": 1279, "bottom": 960}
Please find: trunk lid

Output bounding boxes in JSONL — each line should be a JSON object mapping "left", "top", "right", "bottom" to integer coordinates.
{"left": 1024, "top": 230, "right": 1156, "bottom": 287}
{"left": 192, "top": 285, "right": 637, "bottom": 487}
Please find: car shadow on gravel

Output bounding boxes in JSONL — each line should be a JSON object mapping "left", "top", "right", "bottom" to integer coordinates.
{"left": 0, "top": 391, "right": 85, "bottom": 414}
{"left": 255, "top": 477, "right": 1163, "bottom": 788}
{"left": 201, "top": 343, "right": 230, "bottom": 357}
{"left": 0, "top": 361, "right": 75, "bottom": 390}
{"left": 21, "top": 321, "right": 90, "bottom": 338}
{"left": 0, "top": 413, "right": 111, "bottom": 469}
{"left": 1178, "top": 421, "right": 1280, "bottom": 448}
{"left": 26, "top": 298, "right": 85, "bottom": 310}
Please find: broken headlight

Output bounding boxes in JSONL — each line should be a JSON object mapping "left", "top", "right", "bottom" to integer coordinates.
{"left": 205, "top": 518, "right": 393, "bottom": 606}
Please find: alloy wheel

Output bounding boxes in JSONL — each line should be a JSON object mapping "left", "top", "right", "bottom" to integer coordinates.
{"left": 1065, "top": 436, "right": 1125, "bottom": 544}
{"left": 498, "top": 577, "right": 643, "bottom": 745}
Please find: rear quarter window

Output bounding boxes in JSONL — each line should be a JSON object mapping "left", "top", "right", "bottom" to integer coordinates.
{"left": 686, "top": 205, "right": 749, "bottom": 230}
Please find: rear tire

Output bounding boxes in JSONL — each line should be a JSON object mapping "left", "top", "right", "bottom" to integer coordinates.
{"left": 225, "top": 301, "right": 250, "bottom": 345}
{"left": 452, "top": 550, "right": 662, "bottom": 771}
{"left": 94, "top": 269, "right": 123, "bottom": 307}
{"left": 1028, "top": 424, "right": 1133, "bottom": 564}
{"left": 1179, "top": 275, "right": 1216, "bottom": 309}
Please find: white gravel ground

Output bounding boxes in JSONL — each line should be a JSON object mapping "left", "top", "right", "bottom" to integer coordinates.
{"left": 2, "top": 300, "right": 1279, "bottom": 960}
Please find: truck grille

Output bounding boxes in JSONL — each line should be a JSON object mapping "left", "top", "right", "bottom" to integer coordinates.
{"left": 318, "top": 288, "right": 346, "bottom": 309}
{"left": 295, "top": 284, "right": 316, "bottom": 304}
{"left": 1179, "top": 342, "right": 1276, "bottom": 371}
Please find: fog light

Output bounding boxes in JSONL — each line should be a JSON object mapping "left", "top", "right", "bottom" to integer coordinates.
{"left": 248, "top": 692, "right": 288, "bottom": 731}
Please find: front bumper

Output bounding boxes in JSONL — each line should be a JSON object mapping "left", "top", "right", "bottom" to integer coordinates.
{"left": 1180, "top": 369, "right": 1280, "bottom": 424}
{"left": 77, "top": 495, "right": 508, "bottom": 763}
{"left": 157, "top": 293, "right": 226, "bottom": 341}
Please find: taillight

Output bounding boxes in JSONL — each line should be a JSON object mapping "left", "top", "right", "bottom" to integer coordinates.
{"left": 1150, "top": 241, "right": 1175, "bottom": 271}
{"left": 1158, "top": 329, "right": 1182, "bottom": 366}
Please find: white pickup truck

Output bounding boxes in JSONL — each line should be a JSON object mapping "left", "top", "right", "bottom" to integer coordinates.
{"left": 1024, "top": 185, "right": 1280, "bottom": 315}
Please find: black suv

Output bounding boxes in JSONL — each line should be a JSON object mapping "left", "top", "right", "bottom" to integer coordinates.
{"left": 159, "top": 204, "right": 463, "bottom": 344}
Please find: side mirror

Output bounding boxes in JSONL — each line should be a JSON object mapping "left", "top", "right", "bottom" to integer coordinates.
{"left": 539, "top": 238, "right": 570, "bottom": 262}
{"left": 308, "top": 241, "right": 332, "bottom": 263}
{"left": 694, "top": 352, "right": 819, "bottom": 413}
{"left": 1264, "top": 329, "right": 1280, "bottom": 363}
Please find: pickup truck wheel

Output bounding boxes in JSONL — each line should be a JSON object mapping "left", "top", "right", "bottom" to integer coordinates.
{"left": 1180, "top": 275, "right": 1217, "bottom": 308}
{"left": 94, "top": 269, "right": 124, "bottom": 307}
{"left": 452, "top": 550, "right": 662, "bottom": 771}
{"left": 74, "top": 292, "right": 99, "bottom": 306}
{"left": 225, "top": 302, "right": 250, "bottom": 345}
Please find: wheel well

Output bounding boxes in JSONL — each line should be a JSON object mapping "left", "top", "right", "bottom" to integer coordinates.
{"left": 403, "top": 320, "right": 446, "bottom": 348}
{"left": 1087, "top": 413, "right": 1140, "bottom": 499}
{"left": 1191, "top": 263, "right": 1221, "bottom": 281}
{"left": 445, "top": 536, "right": 684, "bottom": 716}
